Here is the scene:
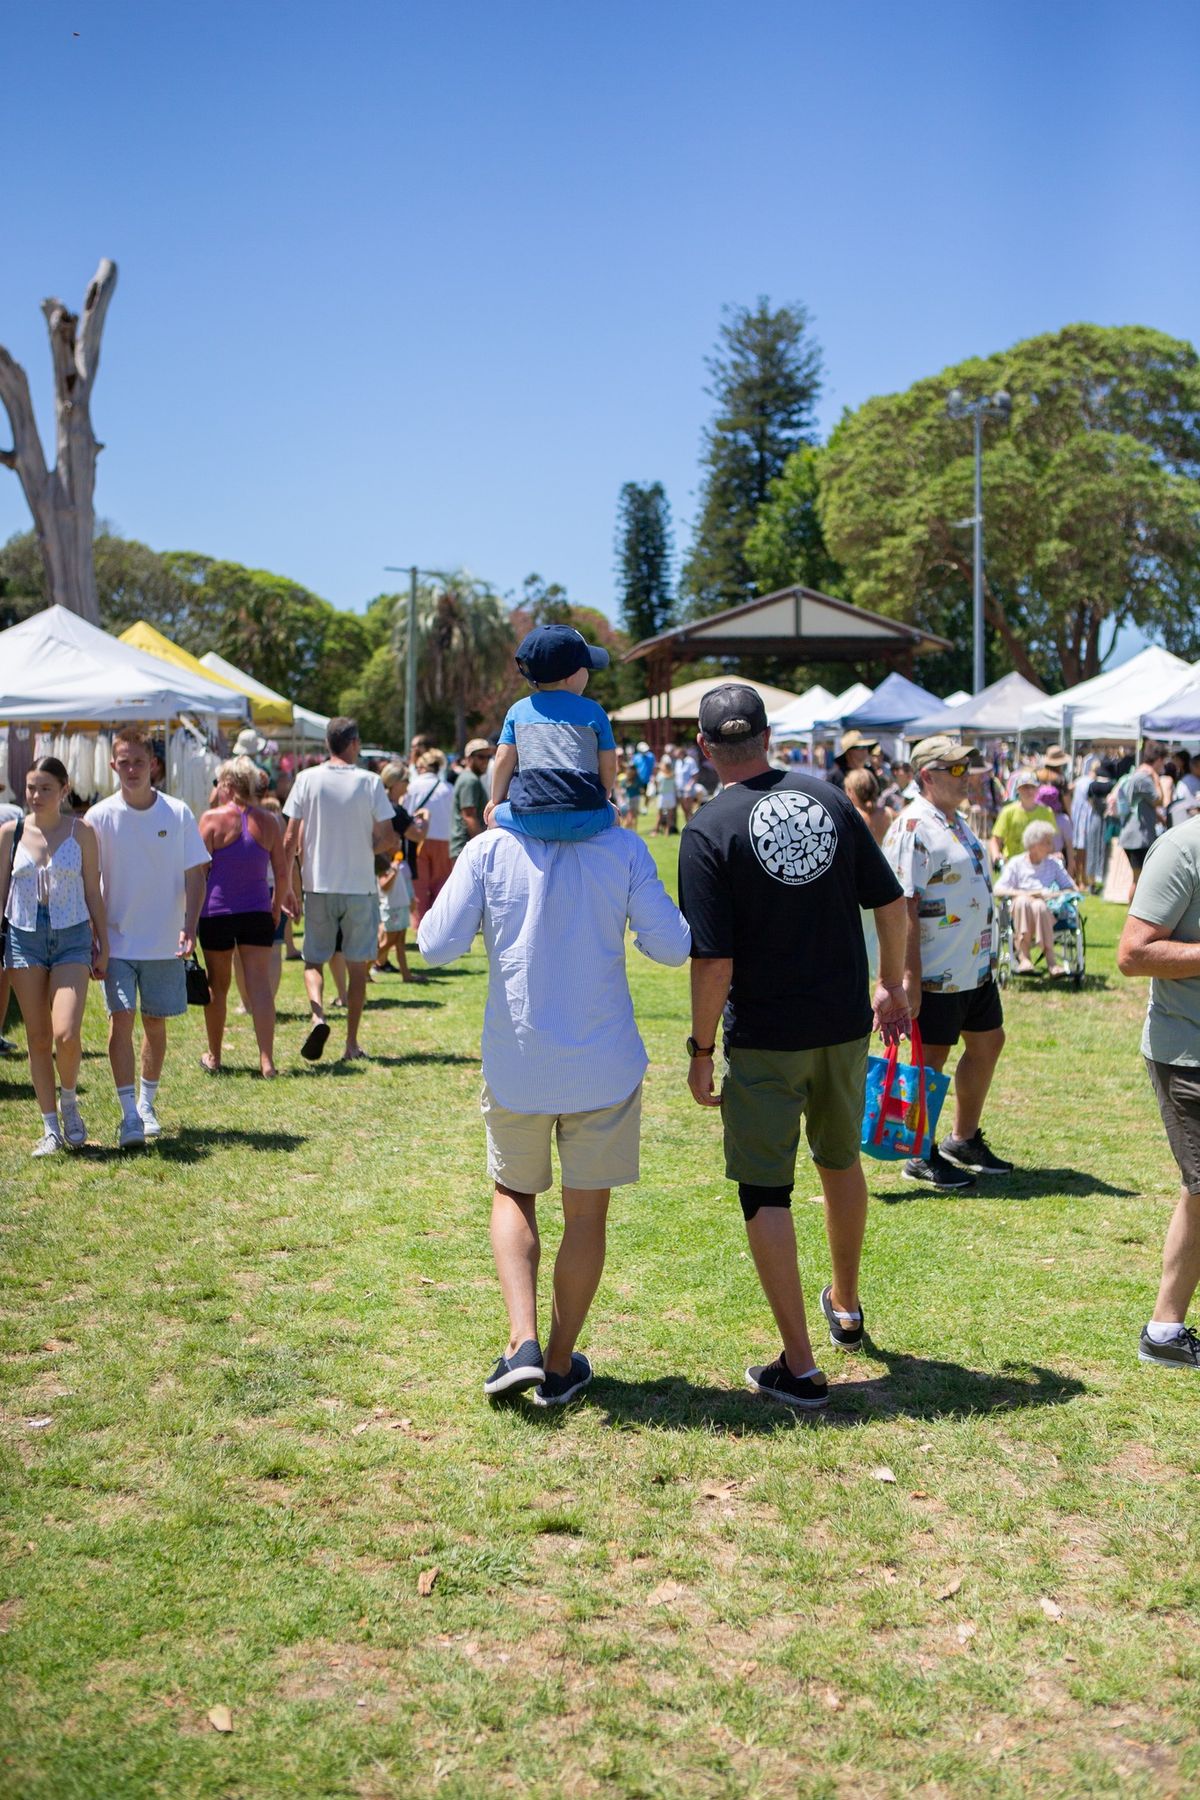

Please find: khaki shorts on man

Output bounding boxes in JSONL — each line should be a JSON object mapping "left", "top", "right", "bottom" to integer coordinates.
{"left": 481, "top": 1081, "right": 642, "bottom": 1195}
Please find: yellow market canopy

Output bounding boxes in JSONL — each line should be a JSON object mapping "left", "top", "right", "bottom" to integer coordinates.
{"left": 119, "top": 621, "right": 294, "bottom": 727}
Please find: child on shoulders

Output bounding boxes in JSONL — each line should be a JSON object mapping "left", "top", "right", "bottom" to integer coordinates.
{"left": 485, "top": 625, "right": 617, "bottom": 841}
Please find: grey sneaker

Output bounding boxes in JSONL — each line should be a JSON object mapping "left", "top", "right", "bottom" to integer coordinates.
{"left": 118, "top": 1114, "right": 146, "bottom": 1150}
{"left": 32, "top": 1130, "right": 65, "bottom": 1158}
{"left": 137, "top": 1102, "right": 162, "bottom": 1140}
{"left": 59, "top": 1105, "right": 87, "bottom": 1149}
{"left": 1138, "top": 1325, "right": 1200, "bottom": 1370}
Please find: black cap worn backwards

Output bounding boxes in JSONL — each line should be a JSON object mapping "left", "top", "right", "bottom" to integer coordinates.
{"left": 697, "top": 683, "right": 768, "bottom": 743}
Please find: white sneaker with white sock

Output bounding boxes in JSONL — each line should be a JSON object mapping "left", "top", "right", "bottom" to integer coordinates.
{"left": 137, "top": 1078, "right": 162, "bottom": 1139}
{"left": 33, "top": 1111, "right": 64, "bottom": 1157}
{"left": 116, "top": 1084, "right": 144, "bottom": 1148}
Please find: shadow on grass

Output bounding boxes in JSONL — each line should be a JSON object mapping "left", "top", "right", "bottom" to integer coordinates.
{"left": 510, "top": 1355, "right": 1087, "bottom": 1435}
{"left": 72, "top": 1127, "right": 307, "bottom": 1164}
{"left": 278, "top": 1051, "right": 479, "bottom": 1074}
{"left": 875, "top": 1166, "right": 1137, "bottom": 1204}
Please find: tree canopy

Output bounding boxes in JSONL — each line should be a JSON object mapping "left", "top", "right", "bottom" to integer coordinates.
{"left": 681, "top": 298, "right": 823, "bottom": 617}
{"left": 742, "top": 445, "right": 845, "bottom": 599}
{"left": 820, "top": 324, "right": 1200, "bottom": 687}
{"left": 614, "top": 481, "right": 675, "bottom": 661}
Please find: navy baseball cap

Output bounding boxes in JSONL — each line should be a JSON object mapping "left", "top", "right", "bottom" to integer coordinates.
{"left": 515, "top": 624, "right": 610, "bottom": 684}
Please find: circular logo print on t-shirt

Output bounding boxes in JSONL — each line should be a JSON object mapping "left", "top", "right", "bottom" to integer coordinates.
{"left": 749, "top": 789, "right": 838, "bottom": 885}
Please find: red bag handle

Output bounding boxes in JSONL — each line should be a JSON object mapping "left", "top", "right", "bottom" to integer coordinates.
{"left": 872, "top": 1018, "right": 927, "bottom": 1154}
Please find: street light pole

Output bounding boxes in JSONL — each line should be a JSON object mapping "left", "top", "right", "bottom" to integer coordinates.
{"left": 946, "top": 387, "right": 1011, "bottom": 695}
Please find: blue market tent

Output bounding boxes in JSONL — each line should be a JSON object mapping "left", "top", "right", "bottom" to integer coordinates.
{"left": 1140, "top": 667, "right": 1200, "bottom": 736}
{"left": 825, "top": 671, "right": 958, "bottom": 734}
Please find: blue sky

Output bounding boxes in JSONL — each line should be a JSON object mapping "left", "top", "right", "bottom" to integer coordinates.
{"left": 1, "top": 0, "right": 1197, "bottom": 648}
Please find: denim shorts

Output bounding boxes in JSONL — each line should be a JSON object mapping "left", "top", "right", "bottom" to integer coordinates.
{"left": 4, "top": 905, "right": 93, "bottom": 971}
{"left": 103, "top": 956, "right": 188, "bottom": 1018}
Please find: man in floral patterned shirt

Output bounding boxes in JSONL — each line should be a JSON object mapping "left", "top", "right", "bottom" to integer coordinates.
{"left": 883, "top": 736, "right": 1014, "bottom": 1191}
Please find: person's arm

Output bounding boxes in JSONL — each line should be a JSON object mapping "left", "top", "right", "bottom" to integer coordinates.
{"left": 181, "top": 862, "right": 208, "bottom": 957}
{"left": 903, "top": 897, "right": 924, "bottom": 1020}
{"left": 283, "top": 815, "right": 303, "bottom": 867}
{"left": 1118, "top": 915, "right": 1200, "bottom": 978}
{"left": 416, "top": 844, "right": 485, "bottom": 965}
{"left": 459, "top": 777, "right": 487, "bottom": 841}
{"left": 406, "top": 811, "right": 428, "bottom": 843}
{"left": 598, "top": 747, "right": 617, "bottom": 798}
{"left": 259, "top": 811, "right": 295, "bottom": 921}
{"left": 373, "top": 816, "right": 400, "bottom": 853}
{"left": 0, "top": 820, "right": 14, "bottom": 922}
{"left": 1118, "top": 841, "right": 1198, "bottom": 975}
{"left": 486, "top": 743, "right": 518, "bottom": 816}
{"left": 872, "top": 895, "right": 910, "bottom": 1045}
{"left": 994, "top": 856, "right": 1018, "bottom": 896}
{"left": 626, "top": 840, "right": 691, "bottom": 966}
{"left": 379, "top": 863, "right": 398, "bottom": 891}
{"left": 76, "top": 822, "right": 110, "bottom": 977}
{"left": 688, "top": 957, "right": 731, "bottom": 1108}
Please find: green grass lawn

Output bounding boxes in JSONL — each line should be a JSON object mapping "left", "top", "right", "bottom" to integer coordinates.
{"left": 2, "top": 828, "right": 1198, "bottom": 1799}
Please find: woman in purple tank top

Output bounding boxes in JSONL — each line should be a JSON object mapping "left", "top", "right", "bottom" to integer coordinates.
{"left": 198, "top": 758, "right": 295, "bottom": 1077}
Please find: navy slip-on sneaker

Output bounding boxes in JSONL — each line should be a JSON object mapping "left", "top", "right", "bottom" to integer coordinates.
{"left": 745, "top": 1353, "right": 829, "bottom": 1410}
{"left": 820, "top": 1283, "right": 864, "bottom": 1351}
{"left": 531, "top": 1353, "right": 593, "bottom": 1407}
{"left": 483, "top": 1338, "right": 546, "bottom": 1396}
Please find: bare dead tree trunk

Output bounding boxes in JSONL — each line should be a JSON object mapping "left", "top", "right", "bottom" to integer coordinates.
{"left": 0, "top": 258, "right": 117, "bottom": 624}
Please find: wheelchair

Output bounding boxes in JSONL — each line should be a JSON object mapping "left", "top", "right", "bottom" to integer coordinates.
{"left": 993, "top": 889, "right": 1086, "bottom": 990}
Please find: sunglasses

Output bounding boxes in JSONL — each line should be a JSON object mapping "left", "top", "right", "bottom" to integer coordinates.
{"left": 930, "top": 761, "right": 973, "bottom": 777}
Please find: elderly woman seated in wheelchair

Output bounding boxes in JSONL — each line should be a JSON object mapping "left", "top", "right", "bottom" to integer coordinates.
{"left": 994, "top": 819, "right": 1083, "bottom": 982}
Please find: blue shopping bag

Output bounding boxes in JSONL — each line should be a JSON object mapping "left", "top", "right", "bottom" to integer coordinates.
{"left": 861, "top": 1020, "right": 950, "bottom": 1163}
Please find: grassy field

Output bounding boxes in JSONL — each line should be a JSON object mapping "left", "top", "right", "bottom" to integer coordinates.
{"left": 1, "top": 828, "right": 1198, "bottom": 1799}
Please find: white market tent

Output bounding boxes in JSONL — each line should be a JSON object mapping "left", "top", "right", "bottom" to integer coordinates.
{"left": 1141, "top": 670, "right": 1200, "bottom": 737}
{"left": 199, "top": 651, "right": 329, "bottom": 744}
{"left": 767, "top": 684, "right": 837, "bottom": 732}
{"left": 1018, "top": 646, "right": 1192, "bottom": 744}
{"left": 0, "top": 606, "right": 250, "bottom": 722}
{"left": 906, "top": 670, "right": 1046, "bottom": 739}
{"left": 610, "top": 676, "right": 805, "bottom": 728}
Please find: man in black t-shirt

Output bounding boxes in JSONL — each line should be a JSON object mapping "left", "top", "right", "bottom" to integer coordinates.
{"left": 678, "top": 685, "right": 909, "bottom": 1410}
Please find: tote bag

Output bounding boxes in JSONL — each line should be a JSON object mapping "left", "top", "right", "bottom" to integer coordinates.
{"left": 861, "top": 1020, "right": 950, "bottom": 1164}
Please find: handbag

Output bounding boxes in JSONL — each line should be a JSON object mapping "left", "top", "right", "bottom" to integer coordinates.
{"left": 184, "top": 954, "right": 211, "bottom": 1007}
{"left": 0, "top": 816, "right": 25, "bottom": 967}
{"left": 861, "top": 1020, "right": 950, "bottom": 1164}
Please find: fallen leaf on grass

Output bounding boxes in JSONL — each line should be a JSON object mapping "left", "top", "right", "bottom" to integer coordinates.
{"left": 956, "top": 1622, "right": 977, "bottom": 1644}
{"left": 386, "top": 1418, "right": 415, "bottom": 1432}
{"left": 936, "top": 1577, "right": 963, "bottom": 1601}
{"left": 1039, "top": 1597, "right": 1063, "bottom": 1620}
{"left": 910, "top": 1490, "right": 930, "bottom": 1500}
{"left": 647, "top": 1580, "right": 686, "bottom": 1606}
{"left": 351, "top": 1420, "right": 372, "bottom": 1436}
{"left": 881, "top": 1567, "right": 898, "bottom": 1585}
{"left": 26, "top": 1417, "right": 52, "bottom": 1431}
{"left": 417, "top": 1567, "right": 440, "bottom": 1597}
{"left": 699, "top": 1480, "right": 740, "bottom": 1501}
{"left": 207, "top": 1705, "right": 233, "bottom": 1733}
{"left": 870, "top": 1466, "right": 896, "bottom": 1484}
{"left": 821, "top": 1687, "right": 844, "bottom": 1711}
{"left": 41, "top": 1338, "right": 72, "bottom": 1352}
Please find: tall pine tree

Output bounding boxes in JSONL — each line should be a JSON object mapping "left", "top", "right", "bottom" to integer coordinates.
{"left": 681, "top": 298, "right": 823, "bottom": 617}
{"left": 614, "top": 481, "right": 675, "bottom": 652}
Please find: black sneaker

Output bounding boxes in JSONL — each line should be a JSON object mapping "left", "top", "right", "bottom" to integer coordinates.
{"left": 819, "top": 1284, "right": 864, "bottom": 1351}
{"left": 745, "top": 1353, "right": 829, "bottom": 1410}
{"left": 532, "top": 1353, "right": 593, "bottom": 1407}
{"left": 1138, "top": 1324, "right": 1200, "bottom": 1371}
{"left": 483, "top": 1338, "right": 546, "bottom": 1396}
{"left": 940, "top": 1131, "right": 1014, "bottom": 1175}
{"left": 902, "top": 1146, "right": 975, "bottom": 1191}
{"left": 300, "top": 1020, "right": 331, "bottom": 1062}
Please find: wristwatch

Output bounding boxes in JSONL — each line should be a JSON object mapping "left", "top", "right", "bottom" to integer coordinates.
{"left": 686, "top": 1035, "right": 716, "bottom": 1058}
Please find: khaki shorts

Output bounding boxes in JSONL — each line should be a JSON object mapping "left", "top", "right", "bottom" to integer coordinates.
{"left": 722, "top": 1039, "right": 869, "bottom": 1187}
{"left": 481, "top": 1081, "right": 643, "bottom": 1194}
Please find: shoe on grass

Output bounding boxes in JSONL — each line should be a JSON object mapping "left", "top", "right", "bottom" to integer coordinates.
{"left": 1138, "top": 1325, "right": 1200, "bottom": 1370}
{"left": 745, "top": 1352, "right": 829, "bottom": 1410}
{"left": 301, "top": 1020, "right": 331, "bottom": 1061}
{"left": 532, "top": 1353, "right": 592, "bottom": 1407}
{"left": 940, "top": 1131, "right": 1013, "bottom": 1175}
{"left": 32, "top": 1129, "right": 65, "bottom": 1158}
{"left": 137, "top": 1102, "right": 162, "bottom": 1141}
{"left": 0, "top": 1033, "right": 16, "bottom": 1054}
{"left": 820, "top": 1284, "right": 864, "bottom": 1351}
{"left": 483, "top": 1338, "right": 546, "bottom": 1396}
{"left": 118, "top": 1115, "right": 145, "bottom": 1149}
{"left": 59, "top": 1104, "right": 87, "bottom": 1149}
{"left": 902, "top": 1146, "right": 975, "bottom": 1191}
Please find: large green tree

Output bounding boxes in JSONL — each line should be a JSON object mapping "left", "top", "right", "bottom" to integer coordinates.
{"left": 681, "top": 298, "right": 823, "bottom": 616}
{"left": 388, "top": 569, "right": 516, "bottom": 747}
{"left": 614, "top": 481, "right": 675, "bottom": 662}
{"left": 820, "top": 324, "right": 1200, "bottom": 688}
{"left": 742, "top": 445, "right": 845, "bottom": 598}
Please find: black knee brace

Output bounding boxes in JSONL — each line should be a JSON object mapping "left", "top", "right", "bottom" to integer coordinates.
{"left": 738, "top": 1183, "right": 793, "bottom": 1221}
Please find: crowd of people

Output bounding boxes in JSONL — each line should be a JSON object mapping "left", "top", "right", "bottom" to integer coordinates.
{"left": 2, "top": 628, "right": 1198, "bottom": 1397}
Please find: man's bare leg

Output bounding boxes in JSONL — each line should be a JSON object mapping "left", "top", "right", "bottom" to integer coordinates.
{"left": 490, "top": 1185, "right": 540, "bottom": 1354}
{"left": 343, "top": 960, "right": 370, "bottom": 1057}
{"left": 818, "top": 1158, "right": 869, "bottom": 1321}
{"left": 743, "top": 1206, "right": 818, "bottom": 1375}
{"left": 544, "top": 1188, "right": 609, "bottom": 1376}
{"left": 1153, "top": 1184, "right": 1200, "bottom": 1325}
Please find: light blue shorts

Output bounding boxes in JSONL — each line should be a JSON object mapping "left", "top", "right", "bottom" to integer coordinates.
{"left": 303, "top": 891, "right": 380, "bottom": 965}
{"left": 492, "top": 802, "right": 615, "bottom": 841}
{"left": 103, "top": 956, "right": 188, "bottom": 1019}
{"left": 4, "top": 905, "right": 93, "bottom": 971}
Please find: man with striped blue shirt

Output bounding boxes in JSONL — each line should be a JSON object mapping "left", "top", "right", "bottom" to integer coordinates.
{"left": 418, "top": 824, "right": 691, "bottom": 1405}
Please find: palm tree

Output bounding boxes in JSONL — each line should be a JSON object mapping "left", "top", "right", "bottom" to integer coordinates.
{"left": 391, "top": 569, "right": 516, "bottom": 747}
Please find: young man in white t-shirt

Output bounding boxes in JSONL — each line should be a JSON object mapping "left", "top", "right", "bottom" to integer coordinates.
{"left": 283, "top": 717, "right": 397, "bottom": 1062}
{"left": 87, "top": 726, "right": 211, "bottom": 1148}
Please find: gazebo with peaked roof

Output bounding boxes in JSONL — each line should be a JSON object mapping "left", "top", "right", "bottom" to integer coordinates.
{"left": 622, "top": 585, "right": 952, "bottom": 746}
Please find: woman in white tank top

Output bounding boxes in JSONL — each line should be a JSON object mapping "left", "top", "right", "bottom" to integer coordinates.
{"left": 0, "top": 756, "right": 109, "bottom": 1157}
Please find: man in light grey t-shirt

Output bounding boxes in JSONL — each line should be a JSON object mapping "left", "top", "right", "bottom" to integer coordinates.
{"left": 1118, "top": 817, "right": 1200, "bottom": 1371}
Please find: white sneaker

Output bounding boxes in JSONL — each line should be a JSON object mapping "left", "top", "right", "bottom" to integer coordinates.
{"left": 118, "top": 1113, "right": 146, "bottom": 1149}
{"left": 60, "top": 1105, "right": 87, "bottom": 1148}
{"left": 137, "top": 1102, "right": 162, "bottom": 1140}
{"left": 32, "top": 1130, "right": 65, "bottom": 1158}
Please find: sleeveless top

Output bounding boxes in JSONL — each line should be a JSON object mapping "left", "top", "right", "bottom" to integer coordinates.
{"left": 202, "top": 807, "right": 271, "bottom": 917}
{"left": 4, "top": 819, "right": 90, "bottom": 931}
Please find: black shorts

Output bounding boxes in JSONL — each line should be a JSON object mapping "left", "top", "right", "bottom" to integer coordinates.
{"left": 1125, "top": 845, "right": 1149, "bottom": 872}
{"left": 198, "top": 910, "right": 276, "bottom": 952}
{"left": 1145, "top": 1058, "right": 1200, "bottom": 1193}
{"left": 918, "top": 977, "right": 1004, "bottom": 1048}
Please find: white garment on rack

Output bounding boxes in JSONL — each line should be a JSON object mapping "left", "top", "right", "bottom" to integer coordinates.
{"left": 67, "top": 732, "right": 93, "bottom": 796}
{"left": 34, "top": 732, "right": 52, "bottom": 760}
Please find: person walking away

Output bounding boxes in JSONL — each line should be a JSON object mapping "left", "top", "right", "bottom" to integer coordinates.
{"left": 989, "top": 773, "right": 1055, "bottom": 868}
{"left": 654, "top": 755, "right": 678, "bottom": 835}
{"left": 282, "top": 717, "right": 397, "bottom": 1063}
{"left": 86, "top": 727, "right": 210, "bottom": 1148}
{"left": 372, "top": 761, "right": 428, "bottom": 979}
{"left": 407, "top": 750, "right": 455, "bottom": 929}
{"left": 883, "top": 737, "right": 1013, "bottom": 1191}
{"left": 844, "top": 767, "right": 891, "bottom": 983}
{"left": 0, "top": 796, "right": 19, "bottom": 1054}
{"left": 994, "top": 820, "right": 1077, "bottom": 975}
{"left": 418, "top": 813, "right": 690, "bottom": 1404}
{"left": 0, "top": 757, "right": 109, "bottom": 1154}
{"left": 678, "top": 686, "right": 909, "bottom": 1410}
{"left": 450, "top": 740, "right": 492, "bottom": 863}
{"left": 197, "top": 759, "right": 295, "bottom": 1077}
{"left": 1118, "top": 814, "right": 1200, "bottom": 1370}
{"left": 486, "top": 626, "right": 616, "bottom": 843}
{"left": 1119, "top": 745, "right": 1167, "bottom": 893}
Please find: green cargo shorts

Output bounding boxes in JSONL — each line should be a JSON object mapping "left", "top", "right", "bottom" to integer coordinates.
{"left": 722, "top": 1038, "right": 869, "bottom": 1186}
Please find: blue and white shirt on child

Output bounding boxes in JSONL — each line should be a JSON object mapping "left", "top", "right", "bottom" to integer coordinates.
{"left": 495, "top": 691, "right": 616, "bottom": 841}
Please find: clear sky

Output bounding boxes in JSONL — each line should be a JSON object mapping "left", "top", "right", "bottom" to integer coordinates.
{"left": 1, "top": 0, "right": 1197, "bottom": 638}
